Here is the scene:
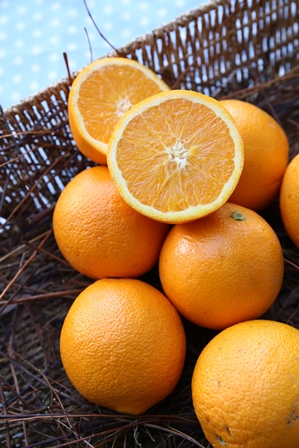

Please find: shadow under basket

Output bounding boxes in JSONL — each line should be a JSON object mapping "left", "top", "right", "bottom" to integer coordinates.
{"left": 1, "top": 0, "right": 299, "bottom": 446}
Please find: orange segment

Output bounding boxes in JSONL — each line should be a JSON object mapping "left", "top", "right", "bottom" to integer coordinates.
{"left": 68, "top": 57, "right": 170, "bottom": 165}
{"left": 107, "top": 90, "right": 244, "bottom": 224}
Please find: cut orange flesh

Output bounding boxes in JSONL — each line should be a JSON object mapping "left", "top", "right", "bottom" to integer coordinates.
{"left": 68, "top": 57, "right": 170, "bottom": 165}
{"left": 107, "top": 90, "right": 244, "bottom": 224}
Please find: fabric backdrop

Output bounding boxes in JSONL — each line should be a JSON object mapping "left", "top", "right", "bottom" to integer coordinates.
{"left": 0, "top": 0, "right": 205, "bottom": 109}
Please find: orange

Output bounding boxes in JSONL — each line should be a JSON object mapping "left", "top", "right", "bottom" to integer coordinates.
{"left": 280, "top": 153, "right": 299, "bottom": 249}
{"left": 60, "top": 278, "right": 186, "bottom": 415}
{"left": 191, "top": 319, "right": 299, "bottom": 448}
{"left": 220, "top": 99, "right": 289, "bottom": 210}
{"left": 107, "top": 90, "right": 244, "bottom": 224}
{"left": 68, "top": 57, "right": 169, "bottom": 164}
{"left": 159, "top": 202, "right": 284, "bottom": 330}
{"left": 52, "top": 166, "right": 169, "bottom": 279}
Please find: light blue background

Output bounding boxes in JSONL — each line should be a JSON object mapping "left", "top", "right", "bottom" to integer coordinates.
{"left": 0, "top": 0, "right": 205, "bottom": 109}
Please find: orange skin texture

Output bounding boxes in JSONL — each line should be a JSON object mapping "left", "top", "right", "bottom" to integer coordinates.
{"left": 60, "top": 278, "right": 186, "bottom": 415}
{"left": 53, "top": 166, "right": 169, "bottom": 279}
{"left": 159, "top": 202, "right": 284, "bottom": 330}
{"left": 220, "top": 99, "right": 289, "bottom": 211}
{"left": 280, "top": 153, "right": 299, "bottom": 249}
{"left": 192, "top": 319, "right": 299, "bottom": 448}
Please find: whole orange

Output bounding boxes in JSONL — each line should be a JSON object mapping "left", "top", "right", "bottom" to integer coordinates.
{"left": 53, "top": 166, "right": 169, "bottom": 279}
{"left": 280, "top": 153, "right": 299, "bottom": 249}
{"left": 60, "top": 278, "right": 186, "bottom": 415}
{"left": 192, "top": 319, "right": 299, "bottom": 448}
{"left": 220, "top": 99, "right": 289, "bottom": 210}
{"left": 159, "top": 202, "right": 284, "bottom": 330}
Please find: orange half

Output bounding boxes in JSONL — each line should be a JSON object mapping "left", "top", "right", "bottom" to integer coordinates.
{"left": 107, "top": 90, "right": 244, "bottom": 224}
{"left": 68, "top": 57, "right": 170, "bottom": 165}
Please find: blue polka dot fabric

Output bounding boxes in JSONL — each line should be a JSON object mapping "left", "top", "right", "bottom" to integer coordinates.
{"left": 0, "top": 0, "right": 205, "bottom": 110}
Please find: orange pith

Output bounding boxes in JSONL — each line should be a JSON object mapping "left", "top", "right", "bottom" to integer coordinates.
{"left": 68, "top": 57, "right": 169, "bottom": 164}
{"left": 107, "top": 90, "right": 244, "bottom": 224}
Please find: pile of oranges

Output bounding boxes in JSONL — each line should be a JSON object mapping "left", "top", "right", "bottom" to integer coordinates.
{"left": 53, "top": 57, "right": 299, "bottom": 448}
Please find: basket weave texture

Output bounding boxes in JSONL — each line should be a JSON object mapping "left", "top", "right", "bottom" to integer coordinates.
{"left": 1, "top": 0, "right": 299, "bottom": 446}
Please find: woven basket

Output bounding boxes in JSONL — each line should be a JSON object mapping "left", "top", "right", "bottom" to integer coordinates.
{"left": 1, "top": 0, "right": 299, "bottom": 446}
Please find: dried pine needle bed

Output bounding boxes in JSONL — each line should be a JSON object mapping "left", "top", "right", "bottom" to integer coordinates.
{"left": 1, "top": 0, "right": 299, "bottom": 446}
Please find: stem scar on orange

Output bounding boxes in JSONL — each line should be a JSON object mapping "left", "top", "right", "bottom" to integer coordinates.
{"left": 159, "top": 202, "right": 284, "bottom": 330}
{"left": 107, "top": 90, "right": 244, "bottom": 224}
{"left": 68, "top": 57, "right": 170, "bottom": 165}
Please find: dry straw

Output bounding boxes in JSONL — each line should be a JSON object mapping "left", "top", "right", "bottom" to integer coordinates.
{"left": 1, "top": 0, "right": 299, "bottom": 446}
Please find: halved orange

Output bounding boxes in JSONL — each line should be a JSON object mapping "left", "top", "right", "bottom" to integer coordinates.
{"left": 68, "top": 57, "right": 170, "bottom": 165}
{"left": 107, "top": 90, "right": 244, "bottom": 224}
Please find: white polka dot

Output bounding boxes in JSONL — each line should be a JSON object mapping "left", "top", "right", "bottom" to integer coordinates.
{"left": 85, "top": 31, "right": 96, "bottom": 42}
{"left": 49, "top": 53, "right": 59, "bottom": 62}
{"left": 122, "top": 12, "right": 131, "bottom": 20}
{"left": 67, "top": 25, "right": 78, "bottom": 34}
{"left": 175, "top": 0, "right": 186, "bottom": 5}
{"left": 31, "top": 63, "right": 41, "bottom": 73}
{"left": 32, "top": 29, "right": 42, "bottom": 38}
{"left": 0, "top": 49, "right": 7, "bottom": 58}
{"left": 50, "top": 18, "right": 60, "bottom": 27}
{"left": 157, "top": 8, "right": 168, "bottom": 17}
{"left": 13, "top": 56, "right": 23, "bottom": 65}
{"left": 1, "top": 1, "right": 9, "bottom": 8}
{"left": 48, "top": 70, "right": 58, "bottom": 80}
{"left": 15, "top": 22, "right": 26, "bottom": 31}
{"left": 103, "top": 22, "right": 113, "bottom": 31}
{"left": 102, "top": 42, "right": 111, "bottom": 49}
{"left": 0, "top": 67, "right": 4, "bottom": 76}
{"left": 68, "top": 8, "right": 78, "bottom": 17}
{"left": 29, "top": 82, "right": 40, "bottom": 91}
{"left": 31, "top": 46, "right": 42, "bottom": 55}
{"left": 121, "top": 0, "right": 131, "bottom": 4}
{"left": 138, "top": 2, "right": 149, "bottom": 10}
{"left": 103, "top": 5, "right": 113, "bottom": 14}
{"left": 121, "top": 29, "right": 132, "bottom": 39}
{"left": 49, "top": 36, "right": 59, "bottom": 44}
{"left": 0, "top": 32, "right": 7, "bottom": 41}
{"left": 11, "top": 92, "right": 21, "bottom": 102}
{"left": 0, "top": 16, "right": 9, "bottom": 24}
{"left": 67, "top": 42, "right": 78, "bottom": 51}
{"left": 84, "top": 50, "right": 93, "bottom": 60}
{"left": 34, "top": 0, "right": 43, "bottom": 4}
{"left": 33, "top": 12, "right": 43, "bottom": 21}
{"left": 140, "top": 18, "right": 149, "bottom": 26}
{"left": 14, "top": 39, "right": 24, "bottom": 48}
{"left": 50, "top": 2, "right": 61, "bottom": 11}
{"left": 12, "top": 74, "right": 22, "bottom": 84}
{"left": 16, "top": 6, "right": 27, "bottom": 14}
{"left": 67, "top": 59, "right": 77, "bottom": 70}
